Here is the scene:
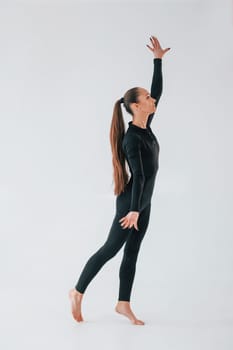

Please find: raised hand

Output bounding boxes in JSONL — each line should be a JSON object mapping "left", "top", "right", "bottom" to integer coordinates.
{"left": 146, "top": 36, "right": 170, "bottom": 59}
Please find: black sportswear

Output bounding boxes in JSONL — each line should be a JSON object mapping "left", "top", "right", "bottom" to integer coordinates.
{"left": 74, "top": 58, "right": 163, "bottom": 301}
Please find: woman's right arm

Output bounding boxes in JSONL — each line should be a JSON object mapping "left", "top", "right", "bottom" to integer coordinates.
{"left": 147, "top": 58, "right": 163, "bottom": 127}
{"left": 146, "top": 36, "right": 170, "bottom": 127}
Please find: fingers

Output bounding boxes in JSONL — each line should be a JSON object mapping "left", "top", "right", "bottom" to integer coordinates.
{"left": 119, "top": 216, "right": 139, "bottom": 231}
{"left": 146, "top": 44, "right": 154, "bottom": 52}
{"left": 147, "top": 35, "right": 171, "bottom": 58}
{"left": 146, "top": 37, "right": 157, "bottom": 51}
{"left": 150, "top": 36, "right": 160, "bottom": 49}
{"left": 163, "top": 47, "right": 171, "bottom": 53}
{"left": 146, "top": 36, "right": 161, "bottom": 54}
{"left": 119, "top": 217, "right": 128, "bottom": 229}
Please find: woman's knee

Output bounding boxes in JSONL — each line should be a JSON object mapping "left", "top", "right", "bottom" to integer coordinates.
{"left": 98, "top": 241, "right": 122, "bottom": 260}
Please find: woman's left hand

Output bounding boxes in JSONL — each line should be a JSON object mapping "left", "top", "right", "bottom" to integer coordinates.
{"left": 146, "top": 36, "right": 171, "bottom": 59}
{"left": 119, "top": 211, "right": 139, "bottom": 231}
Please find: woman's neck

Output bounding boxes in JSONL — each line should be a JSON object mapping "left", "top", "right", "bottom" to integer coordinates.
{"left": 132, "top": 115, "right": 148, "bottom": 129}
{"left": 132, "top": 120, "right": 147, "bottom": 129}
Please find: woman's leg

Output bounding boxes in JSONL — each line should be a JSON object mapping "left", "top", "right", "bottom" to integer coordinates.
{"left": 115, "top": 203, "right": 151, "bottom": 325}
{"left": 118, "top": 203, "right": 151, "bottom": 301}
{"left": 69, "top": 211, "right": 131, "bottom": 322}
{"left": 69, "top": 190, "right": 131, "bottom": 322}
{"left": 74, "top": 212, "right": 131, "bottom": 294}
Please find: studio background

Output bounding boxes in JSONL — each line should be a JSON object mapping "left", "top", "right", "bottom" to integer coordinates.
{"left": 0, "top": 0, "right": 233, "bottom": 349}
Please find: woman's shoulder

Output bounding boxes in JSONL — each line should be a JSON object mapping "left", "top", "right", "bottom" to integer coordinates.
{"left": 122, "top": 130, "right": 142, "bottom": 149}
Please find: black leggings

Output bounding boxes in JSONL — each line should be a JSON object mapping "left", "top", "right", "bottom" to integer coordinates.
{"left": 75, "top": 194, "right": 151, "bottom": 302}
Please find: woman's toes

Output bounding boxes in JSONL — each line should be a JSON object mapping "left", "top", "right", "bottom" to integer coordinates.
{"left": 77, "top": 314, "right": 84, "bottom": 322}
{"left": 133, "top": 319, "right": 145, "bottom": 325}
{"left": 69, "top": 290, "right": 84, "bottom": 322}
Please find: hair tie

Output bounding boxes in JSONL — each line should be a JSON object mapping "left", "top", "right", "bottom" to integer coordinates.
{"left": 120, "top": 97, "right": 124, "bottom": 104}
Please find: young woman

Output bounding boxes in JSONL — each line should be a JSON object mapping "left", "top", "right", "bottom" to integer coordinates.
{"left": 69, "top": 36, "right": 170, "bottom": 325}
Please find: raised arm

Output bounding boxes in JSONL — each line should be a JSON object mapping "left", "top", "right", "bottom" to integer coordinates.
{"left": 146, "top": 36, "right": 170, "bottom": 127}
{"left": 147, "top": 58, "right": 163, "bottom": 127}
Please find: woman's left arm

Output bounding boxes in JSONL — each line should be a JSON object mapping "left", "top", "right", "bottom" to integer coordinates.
{"left": 146, "top": 36, "right": 170, "bottom": 127}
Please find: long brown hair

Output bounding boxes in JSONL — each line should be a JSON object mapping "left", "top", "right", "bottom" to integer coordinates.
{"left": 110, "top": 87, "right": 140, "bottom": 196}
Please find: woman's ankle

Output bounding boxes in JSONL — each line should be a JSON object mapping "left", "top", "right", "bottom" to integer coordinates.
{"left": 118, "top": 299, "right": 130, "bottom": 302}
{"left": 72, "top": 288, "right": 84, "bottom": 298}
{"left": 117, "top": 300, "right": 130, "bottom": 305}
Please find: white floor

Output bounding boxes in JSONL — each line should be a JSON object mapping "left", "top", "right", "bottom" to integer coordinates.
{"left": 1, "top": 281, "right": 233, "bottom": 350}
{"left": 1, "top": 194, "right": 233, "bottom": 350}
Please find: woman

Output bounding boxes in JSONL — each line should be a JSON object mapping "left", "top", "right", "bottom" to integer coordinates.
{"left": 69, "top": 36, "right": 170, "bottom": 325}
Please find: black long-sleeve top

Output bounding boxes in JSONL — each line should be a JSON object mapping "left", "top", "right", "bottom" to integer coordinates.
{"left": 122, "top": 58, "right": 162, "bottom": 212}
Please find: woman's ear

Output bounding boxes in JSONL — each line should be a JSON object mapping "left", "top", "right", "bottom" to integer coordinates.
{"left": 131, "top": 102, "right": 139, "bottom": 112}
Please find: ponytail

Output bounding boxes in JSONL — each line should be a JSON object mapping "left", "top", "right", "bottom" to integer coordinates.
{"left": 109, "top": 99, "right": 129, "bottom": 195}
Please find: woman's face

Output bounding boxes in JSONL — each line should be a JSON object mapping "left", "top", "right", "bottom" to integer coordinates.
{"left": 135, "top": 88, "right": 156, "bottom": 114}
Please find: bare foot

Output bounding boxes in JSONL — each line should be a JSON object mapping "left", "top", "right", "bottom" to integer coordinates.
{"left": 69, "top": 288, "right": 84, "bottom": 322}
{"left": 115, "top": 301, "right": 145, "bottom": 325}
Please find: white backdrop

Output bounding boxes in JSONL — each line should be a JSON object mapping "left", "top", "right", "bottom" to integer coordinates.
{"left": 0, "top": 0, "right": 233, "bottom": 349}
